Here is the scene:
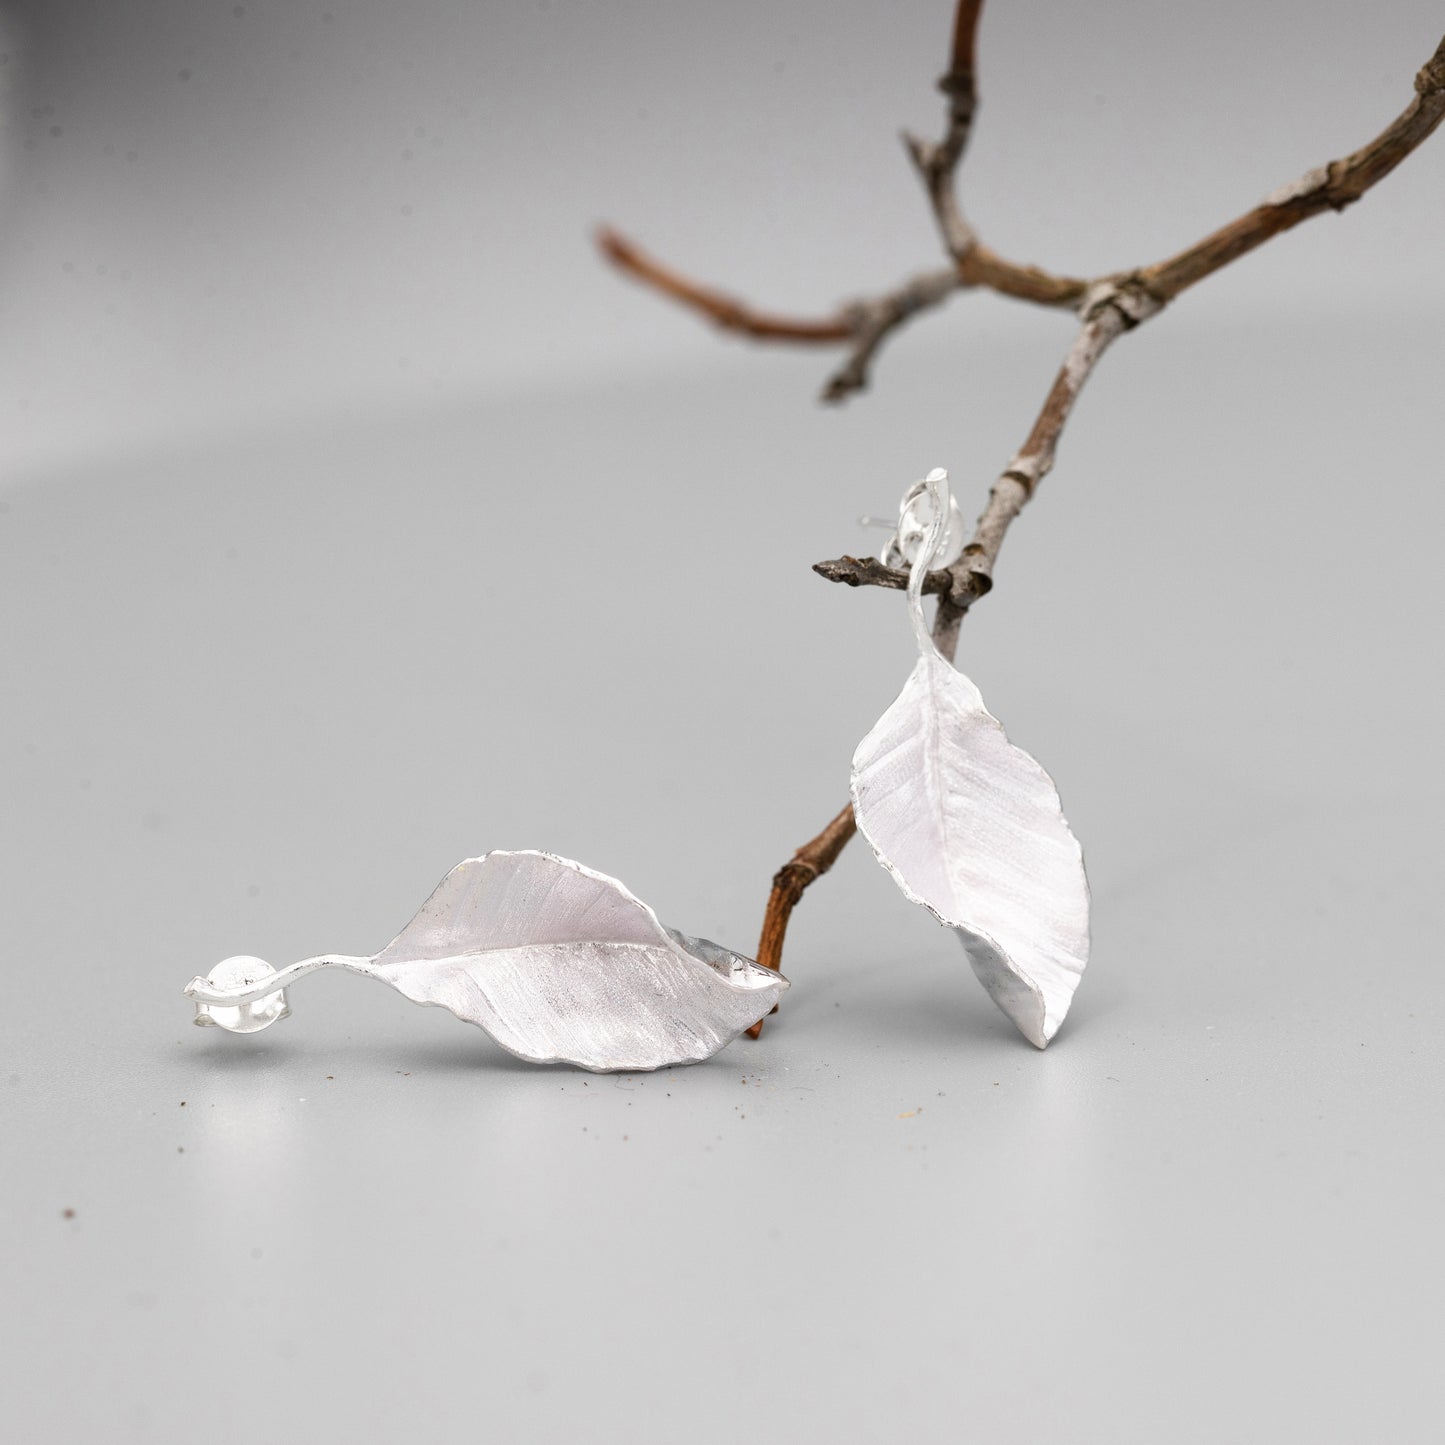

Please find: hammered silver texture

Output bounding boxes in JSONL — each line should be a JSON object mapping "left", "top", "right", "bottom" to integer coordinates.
{"left": 183, "top": 851, "right": 787, "bottom": 1071}
{"left": 850, "top": 470, "right": 1090, "bottom": 1048}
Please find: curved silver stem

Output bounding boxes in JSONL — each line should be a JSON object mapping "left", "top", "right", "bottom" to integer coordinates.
{"left": 908, "top": 467, "right": 952, "bottom": 656}
{"left": 182, "top": 954, "right": 377, "bottom": 1006}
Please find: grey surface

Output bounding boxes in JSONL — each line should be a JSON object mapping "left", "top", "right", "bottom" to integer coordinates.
{"left": 2, "top": 0, "right": 1444, "bottom": 472}
{"left": 4, "top": 3, "right": 1445, "bottom": 1442}
{"left": 4, "top": 313, "right": 1444, "bottom": 1443}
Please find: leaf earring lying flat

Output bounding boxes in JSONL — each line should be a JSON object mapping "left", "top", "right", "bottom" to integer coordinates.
{"left": 850, "top": 468, "right": 1090, "bottom": 1048}
{"left": 183, "top": 850, "right": 786, "bottom": 1072}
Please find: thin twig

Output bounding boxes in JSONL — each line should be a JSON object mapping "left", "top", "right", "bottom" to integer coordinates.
{"left": 929, "top": 278, "right": 1158, "bottom": 652}
{"left": 813, "top": 33, "right": 1445, "bottom": 601}
{"left": 601, "top": 7, "right": 1445, "bottom": 1026}
{"left": 752, "top": 28, "right": 1445, "bottom": 1017}
{"left": 747, "top": 804, "right": 857, "bottom": 1038}
{"left": 596, "top": 227, "right": 852, "bottom": 342}
{"left": 597, "top": 223, "right": 1086, "bottom": 399}
{"left": 903, "top": 0, "right": 985, "bottom": 260}
{"left": 958, "top": 244, "right": 1091, "bottom": 307}
{"left": 599, "top": 225, "right": 962, "bottom": 400}
{"left": 811, "top": 556, "right": 963, "bottom": 596}
{"left": 1142, "top": 34, "right": 1445, "bottom": 301}
{"left": 754, "top": 286, "right": 1153, "bottom": 1001}
{"left": 822, "top": 269, "right": 962, "bottom": 401}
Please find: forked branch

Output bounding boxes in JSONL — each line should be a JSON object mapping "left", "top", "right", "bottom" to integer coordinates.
{"left": 600, "top": 5, "right": 1445, "bottom": 1026}
{"left": 904, "top": 0, "right": 983, "bottom": 260}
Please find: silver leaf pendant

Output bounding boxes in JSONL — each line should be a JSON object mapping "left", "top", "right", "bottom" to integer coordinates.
{"left": 183, "top": 851, "right": 786, "bottom": 1072}
{"left": 850, "top": 469, "right": 1089, "bottom": 1048}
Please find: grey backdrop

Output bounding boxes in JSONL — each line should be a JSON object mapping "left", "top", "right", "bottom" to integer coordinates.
{"left": 3, "top": 4, "right": 1443, "bottom": 1442}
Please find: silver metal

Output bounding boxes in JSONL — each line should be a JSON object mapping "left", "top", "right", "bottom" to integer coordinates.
{"left": 190, "top": 955, "right": 291, "bottom": 1033}
{"left": 849, "top": 467, "right": 1090, "bottom": 1048}
{"left": 183, "top": 851, "right": 786, "bottom": 1072}
{"left": 877, "top": 468, "right": 967, "bottom": 571}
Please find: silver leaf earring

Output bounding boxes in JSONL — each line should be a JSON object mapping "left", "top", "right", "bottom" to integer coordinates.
{"left": 182, "top": 850, "right": 786, "bottom": 1072}
{"left": 850, "top": 467, "right": 1090, "bottom": 1048}
{"left": 860, "top": 472, "right": 968, "bottom": 571}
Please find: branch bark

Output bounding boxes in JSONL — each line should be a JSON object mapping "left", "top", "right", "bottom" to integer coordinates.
{"left": 599, "top": 9, "right": 1445, "bottom": 1028}
{"left": 596, "top": 226, "right": 852, "bottom": 342}
{"left": 904, "top": 0, "right": 985, "bottom": 260}
{"left": 751, "top": 283, "right": 1153, "bottom": 1021}
{"left": 812, "top": 33, "right": 1445, "bottom": 602}
{"left": 746, "top": 804, "right": 858, "bottom": 1038}
{"left": 1141, "top": 34, "right": 1445, "bottom": 302}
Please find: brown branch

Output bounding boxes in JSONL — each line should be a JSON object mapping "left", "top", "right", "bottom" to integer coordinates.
{"left": 597, "top": 220, "right": 1084, "bottom": 399}
{"left": 1141, "top": 34, "right": 1445, "bottom": 301}
{"left": 598, "top": 225, "right": 963, "bottom": 400}
{"left": 595, "top": 227, "right": 851, "bottom": 342}
{"left": 930, "top": 279, "right": 1158, "bottom": 652}
{"left": 813, "top": 32, "right": 1445, "bottom": 603}
{"left": 811, "top": 556, "right": 958, "bottom": 596}
{"left": 746, "top": 803, "right": 857, "bottom": 1037}
{"left": 904, "top": 0, "right": 985, "bottom": 260}
{"left": 753, "top": 282, "right": 1152, "bottom": 1029}
{"left": 753, "top": 30, "right": 1444, "bottom": 1010}
{"left": 821, "top": 269, "right": 961, "bottom": 401}
{"left": 603, "top": 15, "right": 1445, "bottom": 1032}
{"left": 958, "top": 244, "right": 1090, "bottom": 308}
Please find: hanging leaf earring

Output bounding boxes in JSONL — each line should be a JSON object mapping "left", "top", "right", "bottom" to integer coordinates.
{"left": 850, "top": 468, "right": 1090, "bottom": 1048}
{"left": 183, "top": 850, "right": 786, "bottom": 1072}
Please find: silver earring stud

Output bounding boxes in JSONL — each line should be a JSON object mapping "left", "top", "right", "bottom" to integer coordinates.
{"left": 863, "top": 468, "right": 967, "bottom": 571}
{"left": 183, "top": 850, "right": 786, "bottom": 1072}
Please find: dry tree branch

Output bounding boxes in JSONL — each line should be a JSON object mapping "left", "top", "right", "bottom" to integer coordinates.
{"left": 599, "top": 224, "right": 964, "bottom": 401}
{"left": 760, "top": 30, "right": 1445, "bottom": 1025}
{"left": 600, "top": 7, "right": 1445, "bottom": 1030}
{"left": 597, "top": 224, "right": 1086, "bottom": 400}
{"left": 597, "top": 4, "right": 1089, "bottom": 400}
{"left": 813, "top": 30, "right": 1445, "bottom": 603}
{"left": 746, "top": 803, "right": 858, "bottom": 1037}
{"left": 595, "top": 227, "right": 853, "bottom": 342}
{"left": 904, "top": 0, "right": 983, "bottom": 260}
{"left": 821, "top": 269, "right": 963, "bottom": 402}
{"left": 1142, "top": 35, "right": 1445, "bottom": 301}
{"left": 926, "top": 279, "right": 1158, "bottom": 653}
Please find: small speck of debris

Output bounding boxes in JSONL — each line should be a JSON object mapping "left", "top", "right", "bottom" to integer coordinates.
{"left": 179, "top": 1101, "right": 186, "bottom": 1107}
{"left": 177, "top": 1147, "right": 184, "bottom": 1154}
{"left": 325, "top": 1075, "right": 333, "bottom": 1081}
{"left": 897, "top": 1108, "right": 921, "bottom": 1119}
{"left": 62, "top": 1208, "right": 76, "bottom": 1219}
